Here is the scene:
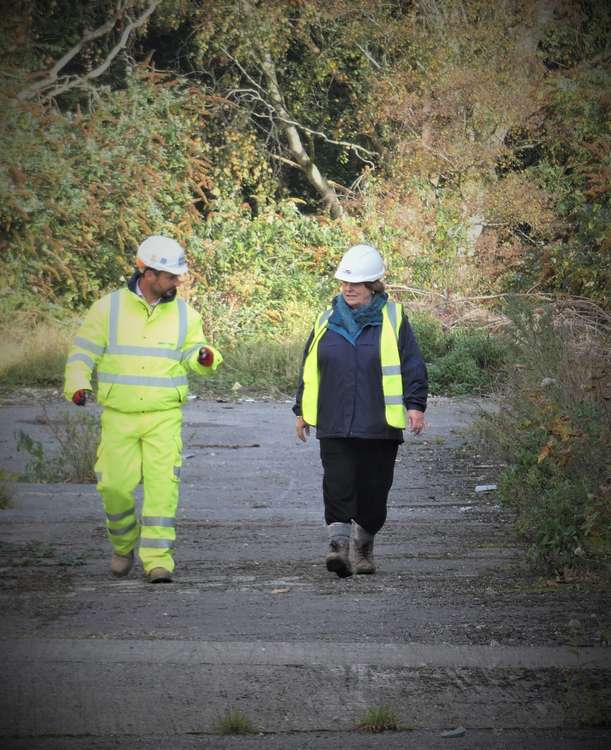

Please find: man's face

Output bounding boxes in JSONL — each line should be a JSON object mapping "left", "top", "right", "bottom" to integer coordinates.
{"left": 148, "top": 270, "right": 182, "bottom": 300}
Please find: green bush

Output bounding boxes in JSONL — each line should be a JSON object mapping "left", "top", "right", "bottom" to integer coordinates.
{"left": 412, "top": 314, "right": 508, "bottom": 396}
{"left": 409, "top": 311, "right": 447, "bottom": 362}
{"left": 474, "top": 300, "right": 610, "bottom": 571}
{"left": 1, "top": 70, "right": 216, "bottom": 309}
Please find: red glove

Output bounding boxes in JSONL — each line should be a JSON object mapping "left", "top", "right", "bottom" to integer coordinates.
{"left": 198, "top": 347, "right": 214, "bottom": 367}
{"left": 72, "top": 389, "right": 88, "bottom": 406}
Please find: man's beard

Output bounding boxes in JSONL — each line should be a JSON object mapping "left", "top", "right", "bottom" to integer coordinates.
{"left": 161, "top": 288, "right": 177, "bottom": 301}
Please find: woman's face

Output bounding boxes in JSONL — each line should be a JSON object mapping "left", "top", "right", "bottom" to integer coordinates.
{"left": 341, "top": 281, "right": 373, "bottom": 309}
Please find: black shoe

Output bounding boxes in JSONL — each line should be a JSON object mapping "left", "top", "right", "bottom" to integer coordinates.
{"left": 325, "top": 539, "right": 353, "bottom": 578}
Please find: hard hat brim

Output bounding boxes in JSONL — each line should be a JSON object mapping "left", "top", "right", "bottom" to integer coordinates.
{"left": 334, "top": 269, "right": 384, "bottom": 283}
{"left": 140, "top": 262, "right": 188, "bottom": 276}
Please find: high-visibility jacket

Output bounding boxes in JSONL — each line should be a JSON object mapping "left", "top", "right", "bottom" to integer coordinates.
{"left": 64, "top": 284, "right": 221, "bottom": 413}
{"left": 301, "top": 300, "right": 406, "bottom": 429}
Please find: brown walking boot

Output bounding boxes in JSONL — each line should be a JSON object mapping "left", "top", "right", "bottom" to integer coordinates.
{"left": 354, "top": 539, "right": 376, "bottom": 574}
{"left": 111, "top": 550, "right": 134, "bottom": 578}
{"left": 148, "top": 567, "right": 173, "bottom": 583}
{"left": 325, "top": 539, "right": 353, "bottom": 578}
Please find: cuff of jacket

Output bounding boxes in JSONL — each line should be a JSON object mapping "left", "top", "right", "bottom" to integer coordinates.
{"left": 193, "top": 345, "right": 223, "bottom": 374}
{"left": 64, "top": 381, "right": 92, "bottom": 402}
{"left": 405, "top": 402, "right": 426, "bottom": 412}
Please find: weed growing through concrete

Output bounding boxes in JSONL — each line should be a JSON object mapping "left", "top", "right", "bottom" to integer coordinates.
{"left": 356, "top": 705, "right": 400, "bottom": 732}
{"left": 16, "top": 407, "right": 99, "bottom": 483}
{"left": 0, "top": 469, "right": 15, "bottom": 508}
{"left": 13, "top": 541, "right": 56, "bottom": 566}
{"left": 214, "top": 710, "right": 256, "bottom": 735}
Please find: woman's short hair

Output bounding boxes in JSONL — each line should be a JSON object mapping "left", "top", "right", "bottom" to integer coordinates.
{"left": 365, "top": 280, "right": 385, "bottom": 294}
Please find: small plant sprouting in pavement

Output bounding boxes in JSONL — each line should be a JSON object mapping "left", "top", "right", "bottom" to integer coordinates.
{"left": 214, "top": 709, "right": 256, "bottom": 735}
{"left": 356, "top": 705, "right": 400, "bottom": 733}
{"left": 16, "top": 406, "right": 100, "bottom": 483}
{"left": 12, "top": 541, "right": 56, "bottom": 567}
{"left": 0, "top": 468, "right": 16, "bottom": 508}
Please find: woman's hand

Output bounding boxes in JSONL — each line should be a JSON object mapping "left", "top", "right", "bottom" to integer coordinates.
{"left": 295, "top": 416, "right": 310, "bottom": 442}
{"left": 407, "top": 409, "right": 425, "bottom": 435}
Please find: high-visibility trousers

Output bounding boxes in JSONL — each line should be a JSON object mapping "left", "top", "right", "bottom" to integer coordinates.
{"left": 95, "top": 407, "right": 183, "bottom": 574}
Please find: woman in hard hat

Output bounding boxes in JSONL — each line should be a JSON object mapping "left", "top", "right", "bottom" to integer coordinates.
{"left": 293, "top": 244, "right": 428, "bottom": 577}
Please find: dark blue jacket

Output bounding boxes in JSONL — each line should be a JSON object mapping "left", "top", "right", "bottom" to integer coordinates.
{"left": 293, "top": 314, "right": 428, "bottom": 442}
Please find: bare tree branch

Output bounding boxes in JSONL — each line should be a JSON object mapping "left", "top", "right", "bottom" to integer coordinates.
{"left": 18, "top": 1, "right": 128, "bottom": 100}
{"left": 354, "top": 42, "right": 383, "bottom": 70}
{"left": 232, "top": 0, "right": 347, "bottom": 218}
{"left": 274, "top": 115, "right": 378, "bottom": 165}
{"left": 258, "top": 49, "right": 344, "bottom": 218}
{"left": 269, "top": 153, "right": 353, "bottom": 194}
{"left": 18, "top": 0, "right": 161, "bottom": 102}
{"left": 225, "top": 85, "right": 378, "bottom": 166}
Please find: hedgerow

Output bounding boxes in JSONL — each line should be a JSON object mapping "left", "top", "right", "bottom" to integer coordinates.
{"left": 474, "top": 300, "right": 610, "bottom": 571}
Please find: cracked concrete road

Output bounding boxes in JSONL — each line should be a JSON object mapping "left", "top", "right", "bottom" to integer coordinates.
{"left": 0, "top": 394, "right": 609, "bottom": 749}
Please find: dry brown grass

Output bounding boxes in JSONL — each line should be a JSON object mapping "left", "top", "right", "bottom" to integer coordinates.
{"left": 0, "top": 317, "right": 76, "bottom": 386}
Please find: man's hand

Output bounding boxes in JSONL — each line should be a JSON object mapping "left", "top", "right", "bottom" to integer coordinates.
{"left": 72, "top": 389, "right": 89, "bottom": 406}
{"left": 295, "top": 416, "right": 310, "bottom": 443}
{"left": 198, "top": 346, "right": 214, "bottom": 367}
{"left": 407, "top": 409, "right": 425, "bottom": 435}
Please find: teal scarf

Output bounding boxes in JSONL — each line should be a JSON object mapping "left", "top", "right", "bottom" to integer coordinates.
{"left": 327, "top": 292, "right": 388, "bottom": 345}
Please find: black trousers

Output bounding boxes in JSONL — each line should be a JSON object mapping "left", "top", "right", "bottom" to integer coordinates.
{"left": 319, "top": 438, "right": 399, "bottom": 536}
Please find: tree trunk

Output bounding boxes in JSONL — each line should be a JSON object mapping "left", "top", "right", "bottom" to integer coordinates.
{"left": 258, "top": 51, "right": 344, "bottom": 218}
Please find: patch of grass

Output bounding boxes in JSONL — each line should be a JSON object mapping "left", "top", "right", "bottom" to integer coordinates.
{"left": 430, "top": 436, "right": 447, "bottom": 445}
{"left": 0, "top": 469, "right": 15, "bottom": 508}
{"left": 561, "top": 670, "right": 611, "bottom": 728}
{"left": 214, "top": 710, "right": 256, "bottom": 735}
{"left": 356, "top": 705, "right": 400, "bottom": 733}
{"left": 13, "top": 541, "right": 56, "bottom": 566}
{"left": 191, "top": 336, "right": 305, "bottom": 398}
{"left": 16, "top": 408, "right": 100, "bottom": 483}
{"left": 0, "top": 318, "right": 73, "bottom": 386}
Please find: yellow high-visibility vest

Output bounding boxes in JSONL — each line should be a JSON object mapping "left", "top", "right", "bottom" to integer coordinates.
{"left": 64, "top": 288, "right": 221, "bottom": 413}
{"left": 301, "top": 300, "right": 405, "bottom": 428}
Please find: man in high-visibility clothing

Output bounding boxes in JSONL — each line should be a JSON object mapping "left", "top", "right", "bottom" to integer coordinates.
{"left": 64, "top": 235, "right": 222, "bottom": 583}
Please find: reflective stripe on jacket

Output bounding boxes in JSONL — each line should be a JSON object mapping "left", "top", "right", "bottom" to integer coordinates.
{"left": 301, "top": 300, "right": 406, "bottom": 429}
{"left": 64, "top": 286, "right": 222, "bottom": 413}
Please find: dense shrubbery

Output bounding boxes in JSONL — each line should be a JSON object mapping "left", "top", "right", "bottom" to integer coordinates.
{"left": 409, "top": 311, "right": 508, "bottom": 395}
{"left": 474, "top": 300, "right": 610, "bottom": 571}
{"left": 1, "top": 71, "right": 213, "bottom": 310}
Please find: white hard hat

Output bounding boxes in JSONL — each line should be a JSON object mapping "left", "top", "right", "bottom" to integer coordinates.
{"left": 334, "top": 244, "right": 385, "bottom": 283}
{"left": 136, "top": 235, "right": 188, "bottom": 276}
